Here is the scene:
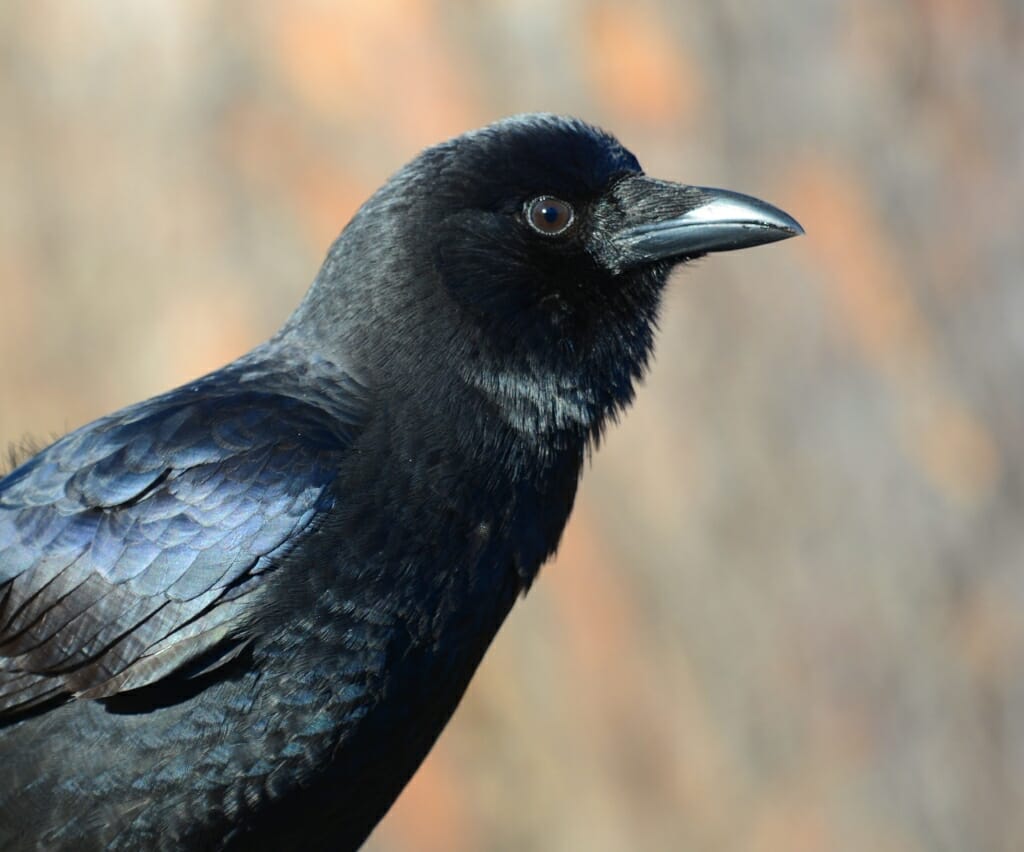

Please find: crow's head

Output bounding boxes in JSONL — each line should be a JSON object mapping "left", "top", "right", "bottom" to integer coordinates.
{"left": 288, "top": 115, "right": 802, "bottom": 438}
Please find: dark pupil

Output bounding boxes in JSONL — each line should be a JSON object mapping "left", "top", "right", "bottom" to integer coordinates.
{"left": 541, "top": 205, "right": 559, "bottom": 223}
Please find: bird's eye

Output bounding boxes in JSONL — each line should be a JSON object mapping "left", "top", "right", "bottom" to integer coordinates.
{"left": 525, "top": 196, "right": 575, "bottom": 236}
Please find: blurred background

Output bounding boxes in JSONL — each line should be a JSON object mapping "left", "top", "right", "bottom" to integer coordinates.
{"left": 1, "top": 2, "right": 1023, "bottom": 849}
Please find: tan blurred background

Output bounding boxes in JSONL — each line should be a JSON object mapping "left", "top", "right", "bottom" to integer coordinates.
{"left": 2, "top": 2, "right": 1023, "bottom": 850}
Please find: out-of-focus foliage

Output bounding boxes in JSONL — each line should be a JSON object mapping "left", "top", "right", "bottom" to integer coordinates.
{"left": 2, "top": 2, "right": 1022, "bottom": 850}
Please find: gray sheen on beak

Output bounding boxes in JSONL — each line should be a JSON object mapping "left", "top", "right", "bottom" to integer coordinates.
{"left": 609, "top": 178, "right": 804, "bottom": 269}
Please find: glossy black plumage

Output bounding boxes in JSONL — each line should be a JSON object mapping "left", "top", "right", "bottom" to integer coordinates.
{"left": 0, "top": 115, "right": 801, "bottom": 850}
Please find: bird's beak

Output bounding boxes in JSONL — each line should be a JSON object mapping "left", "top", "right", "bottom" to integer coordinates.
{"left": 606, "top": 176, "right": 804, "bottom": 270}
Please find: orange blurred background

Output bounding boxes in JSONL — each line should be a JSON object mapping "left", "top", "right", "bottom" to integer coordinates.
{"left": 2, "top": 3, "right": 1023, "bottom": 850}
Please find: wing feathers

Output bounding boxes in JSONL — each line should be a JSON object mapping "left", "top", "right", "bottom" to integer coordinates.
{"left": 0, "top": 377, "right": 363, "bottom": 717}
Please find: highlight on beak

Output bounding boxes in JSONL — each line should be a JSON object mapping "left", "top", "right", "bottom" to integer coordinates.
{"left": 609, "top": 179, "right": 804, "bottom": 269}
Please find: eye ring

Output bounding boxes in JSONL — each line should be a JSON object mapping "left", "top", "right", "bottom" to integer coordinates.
{"left": 525, "top": 196, "right": 575, "bottom": 237}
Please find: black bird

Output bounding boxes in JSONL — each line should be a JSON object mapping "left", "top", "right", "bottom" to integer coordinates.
{"left": 0, "top": 115, "right": 802, "bottom": 849}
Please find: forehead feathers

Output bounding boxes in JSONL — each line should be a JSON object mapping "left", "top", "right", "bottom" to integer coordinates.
{"left": 399, "top": 114, "right": 644, "bottom": 209}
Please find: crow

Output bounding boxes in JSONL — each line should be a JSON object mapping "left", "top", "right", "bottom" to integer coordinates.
{"left": 0, "top": 114, "right": 802, "bottom": 850}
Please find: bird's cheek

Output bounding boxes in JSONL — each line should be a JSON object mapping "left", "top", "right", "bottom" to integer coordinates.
{"left": 433, "top": 225, "right": 534, "bottom": 320}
